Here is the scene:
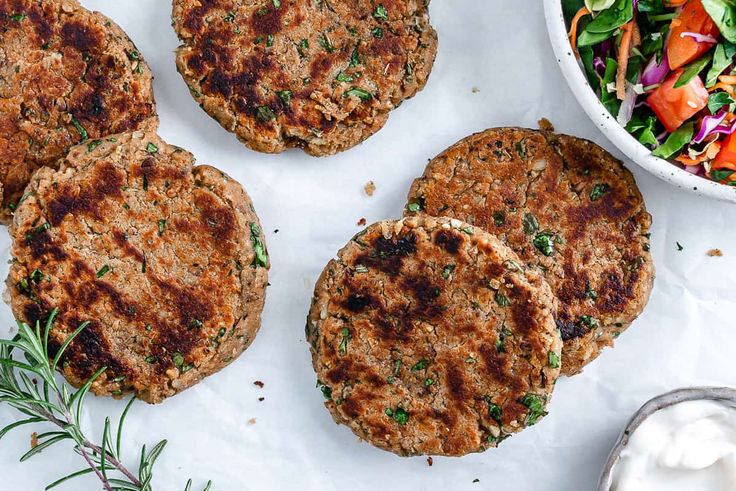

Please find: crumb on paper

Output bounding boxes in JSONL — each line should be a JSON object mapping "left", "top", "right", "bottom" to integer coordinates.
{"left": 258, "top": 397, "right": 265, "bottom": 402}
{"left": 364, "top": 181, "right": 376, "bottom": 197}
{"left": 538, "top": 118, "right": 555, "bottom": 132}
{"left": 677, "top": 242, "right": 684, "bottom": 251}
{"left": 707, "top": 248, "right": 723, "bottom": 257}
{"left": 471, "top": 86, "right": 480, "bottom": 93}
{"left": 273, "top": 229, "right": 279, "bottom": 234}
{"left": 426, "top": 456, "right": 433, "bottom": 467}
{"left": 30, "top": 432, "right": 38, "bottom": 449}
{"left": 357, "top": 217, "right": 367, "bottom": 226}
{"left": 254, "top": 380, "right": 264, "bottom": 388}
{"left": 473, "top": 479, "right": 480, "bottom": 483}
{"left": 248, "top": 418, "right": 257, "bottom": 425}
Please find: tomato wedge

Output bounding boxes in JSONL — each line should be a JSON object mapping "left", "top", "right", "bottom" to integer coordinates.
{"left": 712, "top": 133, "right": 736, "bottom": 171}
{"left": 667, "top": 0, "right": 720, "bottom": 70}
{"left": 647, "top": 70, "right": 709, "bottom": 133}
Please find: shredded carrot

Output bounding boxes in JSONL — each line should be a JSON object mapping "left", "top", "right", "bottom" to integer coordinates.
{"left": 718, "top": 75, "right": 736, "bottom": 85}
{"left": 709, "top": 82, "right": 735, "bottom": 95}
{"left": 568, "top": 6, "right": 591, "bottom": 54}
{"left": 616, "top": 21, "right": 635, "bottom": 101}
{"left": 676, "top": 142, "right": 721, "bottom": 166}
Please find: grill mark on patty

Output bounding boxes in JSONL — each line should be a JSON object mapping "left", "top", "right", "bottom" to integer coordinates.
{"left": 60, "top": 20, "right": 102, "bottom": 52}
{"left": 57, "top": 318, "right": 130, "bottom": 380}
{"left": 25, "top": 228, "right": 67, "bottom": 260}
{"left": 47, "top": 161, "right": 124, "bottom": 225}
{"left": 355, "top": 233, "right": 417, "bottom": 276}
{"left": 251, "top": 5, "right": 284, "bottom": 35}
{"left": 434, "top": 229, "right": 462, "bottom": 254}
{"left": 557, "top": 318, "right": 587, "bottom": 341}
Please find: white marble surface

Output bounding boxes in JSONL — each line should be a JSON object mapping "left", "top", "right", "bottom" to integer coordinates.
{"left": 1, "top": 1, "right": 735, "bottom": 489}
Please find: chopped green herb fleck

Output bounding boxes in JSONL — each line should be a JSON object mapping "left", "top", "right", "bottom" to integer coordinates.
{"left": 441, "top": 264, "right": 456, "bottom": 279}
{"left": 336, "top": 71, "right": 354, "bottom": 83}
{"left": 224, "top": 12, "right": 235, "bottom": 22}
{"left": 172, "top": 353, "right": 184, "bottom": 367}
{"left": 96, "top": 265, "right": 110, "bottom": 278}
{"left": 424, "top": 378, "right": 434, "bottom": 387}
{"left": 407, "top": 202, "right": 422, "bottom": 213}
{"left": 520, "top": 393, "right": 547, "bottom": 425}
{"left": 580, "top": 315, "right": 599, "bottom": 329}
{"left": 250, "top": 223, "right": 269, "bottom": 267}
{"left": 157, "top": 219, "right": 167, "bottom": 236}
{"left": 190, "top": 319, "right": 203, "bottom": 329}
{"left": 487, "top": 402, "right": 502, "bottom": 422}
{"left": 277, "top": 90, "right": 292, "bottom": 106}
{"left": 316, "top": 380, "right": 332, "bottom": 399}
{"left": 87, "top": 140, "right": 102, "bottom": 152}
{"left": 144, "top": 355, "right": 157, "bottom": 364}
{"left": 319, "top": 33, "right": 335, "bottom": 52}
{"left": 492, "top": 211, "right": 506, "bottom": 227}
{"left": 372, "top": 27, "right": 383, "bottom": 39}
{"left": 386, "top": 406, "right": 409, "bottom": 425}
{"left": 495, "top": 292, "right": 510, "bottom": 307}
{"left": 297, "top": 38, "right": 309, "bottom": 57}
{"left": 461, "top": 226, "right": 474, "bottom": 235}
{"left": 338, "top": 327, "right": 351, "bottom": 355}
{"left": 11, "top": 13, "right": 27, "bottom": 22}
{"left": 412, "top": 359, "right": 428, "bottom": 371}
{"left": 267, "top": 34, "right": 274, "bottom": 47}
{"left": 373, "top": 5, "right": 388, "bottom": 20}
{"left": 533, "top": 232, "right": 556, "bottom": 256}
{"left": 548, "top": 350, "right": 560, "bottom": 368}
{"left": 256, "top": 105, "right": 276, "bottom": 122}
{"left": 349, "top": 47, "right": 361, "bottom": 67}
{"left": 71, "top": 117, "right": 88, "bottom": 141}
{"left": 590, "top": 183, "right": 610, "bottom": 201}
{"left": 345, "top": 87, "right": 372, "bottom": 101}
{"left": 522, "top": 213, "right": 539, "bottom": 234}
{"left": 273, "top": 0, "right": 281, "bottom": 7}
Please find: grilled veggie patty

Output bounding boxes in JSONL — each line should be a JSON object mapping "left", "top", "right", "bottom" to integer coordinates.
{"left": 7, "top": 130, "right": 269, "bottom": 403}
{"left": 172, "top": 0, "right": 437, "bottom": 156}
{"left": 406, "top": 128, "right": 654, "bottom": 376}
{"left": 307, "top": 217, "right": 561, "bottom": 456}
{"left": 0, "top": 0, "right": 157, "bottom": 222}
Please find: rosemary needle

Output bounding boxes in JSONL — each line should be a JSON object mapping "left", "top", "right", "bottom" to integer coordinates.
{"left": 0, "top": 308, "right": 211, "bottom": 490}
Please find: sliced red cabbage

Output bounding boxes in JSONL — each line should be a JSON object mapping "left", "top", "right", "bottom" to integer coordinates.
{"left": 680, "top": 31, "right": 718, "bottom": 44}
{"left": 641, "top": 52, "right": 670, "bottom": 87}
{"left": 693, "top": 110, "right": 728, "bottom": 143}
{"left": 617, "top": 82, "right": 639, "bottom": 127}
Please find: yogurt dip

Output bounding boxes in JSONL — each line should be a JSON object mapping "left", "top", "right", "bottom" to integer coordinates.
{"left": 609, "top": 399, "right": 736, "bottom": 490}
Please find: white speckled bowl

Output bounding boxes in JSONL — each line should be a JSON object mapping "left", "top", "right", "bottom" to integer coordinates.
{"left": 543, "top": 0, "right": 736, "bottom": 203}
{"left": 598, "top": 387, "right": 736, "bottom": 491}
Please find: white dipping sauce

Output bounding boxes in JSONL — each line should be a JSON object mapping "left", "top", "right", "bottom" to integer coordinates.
{"left": 610, "top": 399, "right": 736, "bottom": 491}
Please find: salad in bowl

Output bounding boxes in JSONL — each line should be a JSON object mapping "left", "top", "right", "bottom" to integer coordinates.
{"left": 563, "top": 0, "right": 736, "bottom": 187}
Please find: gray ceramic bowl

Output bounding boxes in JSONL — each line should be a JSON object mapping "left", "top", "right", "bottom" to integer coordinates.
{"left": 598, "top": 387, "right": 736, "bottom": 491}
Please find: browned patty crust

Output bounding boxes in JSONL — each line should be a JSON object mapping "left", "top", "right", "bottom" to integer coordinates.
{"left": 7, "top": 131, "right": 269, "bottom": 403}
{"left": 405, "top": 128, "right": 654, "bottom": 376}
{"left": 0, "top": 0, "right": 157, "bottom": 222}
{"left": 172, "top": 0, "right": 437, "bottom": 156}
{"left": 307, "top": 217, "right": 561, "bottom": 456}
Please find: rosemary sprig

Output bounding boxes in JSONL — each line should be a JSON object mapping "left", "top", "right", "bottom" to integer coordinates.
{"left": 0, "top": 308, "right": 211, "bottom": 490}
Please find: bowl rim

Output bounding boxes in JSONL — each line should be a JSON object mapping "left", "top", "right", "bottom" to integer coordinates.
{"left": 597, "top": 386, "right": 736, "bottom": 491}
{"left": 542, "top": 0, "right": 736, "bottom": 204}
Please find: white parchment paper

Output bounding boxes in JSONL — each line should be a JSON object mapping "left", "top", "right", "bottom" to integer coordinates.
{"left": 1, "top": 1, "right": 735, "bottom": 489}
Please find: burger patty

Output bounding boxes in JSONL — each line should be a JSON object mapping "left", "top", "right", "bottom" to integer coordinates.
{"left": 307, "top": 217, "right": 561, "bottom": 456}
{"left": 172, "top": 0, "right": 437, "bottom": 156}
{"left": 0, "top": 0, "right": 157, "bottom": 222}
{"left": 7, "top": 130, "right": 269, "bottom": 403}
{"left": 405, "top": 128, "right": 654, "bottom": 376}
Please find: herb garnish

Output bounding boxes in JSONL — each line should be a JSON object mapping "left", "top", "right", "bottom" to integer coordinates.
{"left": 277, "top": 90, "right": 292, "bottom": 106}
{"left": 96, "top": 265, "right": 110, "bottom": 278}
{"left": 492, "top": 211, "right": 506, "bottom": 227}
{"left": 345, "top": 87, "right": 372, "bottom": 101}
{"left": 494, "top": 292, "right": 510, "bottom": 307}
{"left": 319, "top": 34, "right": 334, "bottom": 53}
{"left": 316, "top": 380, "right": 332, "bottom": 399}
{"left": 411, "top": 359, "right": 428, "bottom": 371}
{"left": 87, "top": 140, "right": 102, "bottom": 153}
{"left": 373, "top": 5, "right": 388, "bottom": 20}
{"left": 441, "top": 264, "right": 455, "bottom": 279}
{"left": 157, "top": 219, "right": 167, "bottom": 236}
{"left": 0, "top": 310, "right": 209, "bottom": 490}
{"left": 256, "top": 106, "right": 276, "bottom": 122}
{"left": 580, "top": 315, "right": 599, "bottom": 329}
